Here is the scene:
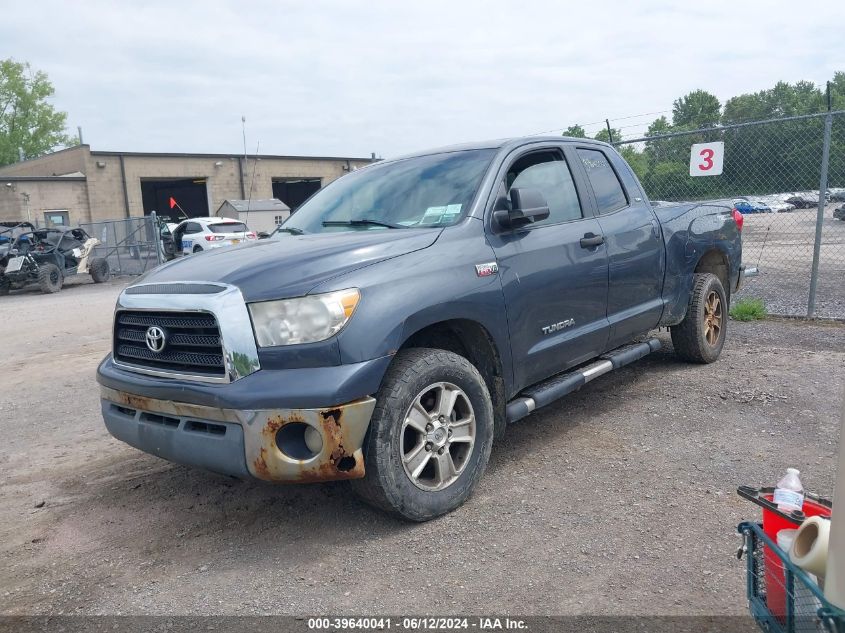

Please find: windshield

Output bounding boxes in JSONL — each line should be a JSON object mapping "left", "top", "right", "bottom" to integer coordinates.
{"left": 273, "top": 149, "right": 495, "bottom": 235}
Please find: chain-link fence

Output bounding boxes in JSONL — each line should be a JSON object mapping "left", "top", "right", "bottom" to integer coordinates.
{"left": 614, "top": 110, "right": 845, "bottom": 318}
{"left": 79, "top": 213, "right": 164, "bottom": 277}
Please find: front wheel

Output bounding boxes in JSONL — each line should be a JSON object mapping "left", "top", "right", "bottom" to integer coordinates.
{"left": 671, "top": 273, "right": 727, "bottom": 363}
{"left": 37, "top": 263, "right": 63, "bottom": 294}
{"left": 90, "top": 257, "right": 110, "bottom": 283}
{"left": 351, "top": 348, "right": 494, "bottom": 521}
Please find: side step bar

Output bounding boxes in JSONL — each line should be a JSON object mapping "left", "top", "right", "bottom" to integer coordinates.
{"left": 505, "top": 337, "right": 662, "bottom": 423}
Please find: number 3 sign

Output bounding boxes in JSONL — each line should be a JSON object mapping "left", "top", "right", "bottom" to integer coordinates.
{"left": 689, "top": 141, "right": 724, "bottom": 177}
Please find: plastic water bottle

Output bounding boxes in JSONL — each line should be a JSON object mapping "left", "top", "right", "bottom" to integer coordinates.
{"left": 774, "top": 468, "right": 804, "bottom": 513}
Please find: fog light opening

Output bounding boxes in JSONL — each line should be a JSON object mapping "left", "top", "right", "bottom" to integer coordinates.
{"left": 275, "top": 422, "right": 321, "bottom": 460}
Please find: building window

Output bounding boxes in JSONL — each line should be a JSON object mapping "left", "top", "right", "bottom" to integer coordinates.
{"left": 44, "top": 210, "right": 69, "bottom": 227}
{"left": 274, "top": 215, "right": 286, "bottom": 225}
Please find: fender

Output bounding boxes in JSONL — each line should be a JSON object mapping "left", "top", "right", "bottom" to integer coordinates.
{"left": 654, "top": 203, "right": 742, "bottom": 326}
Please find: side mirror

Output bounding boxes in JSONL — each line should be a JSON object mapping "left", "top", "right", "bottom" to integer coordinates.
{"left": 493, "top": 187, "right": 550, "bottom": 229}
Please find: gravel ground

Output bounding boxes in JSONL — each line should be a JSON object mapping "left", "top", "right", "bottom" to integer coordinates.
{"left": 0, "top": 279, "right": 842, "bottom": 617}
{"left": 736, "top": 205, "right": 845, "bottom": 317}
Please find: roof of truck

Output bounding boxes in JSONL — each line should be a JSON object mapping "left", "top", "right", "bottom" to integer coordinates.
{"left": 385, "top": 136, "right": 611, "bottom": 163}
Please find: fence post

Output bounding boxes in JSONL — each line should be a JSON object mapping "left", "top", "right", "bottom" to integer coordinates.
{"left": 150, "top": 211, "right": 163, "bottom": 265}
{"left": 113, "top": 221, "right": 122, "bottom": 274}
{"left": 807, "top": 112, "right": 833, "bottom": 317}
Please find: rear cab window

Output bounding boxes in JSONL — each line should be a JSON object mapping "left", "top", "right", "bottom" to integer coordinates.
{"left": 209, "top": 222, "right": 248, "bottom": 233}
{"left": 577, "top": 148, "right": 628, "bottom": 214}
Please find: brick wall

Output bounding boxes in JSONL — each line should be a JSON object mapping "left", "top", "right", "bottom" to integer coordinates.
{"left": 0, "top": 179, "right": 89, "bottom": 225}
{"left": 1, "top": 146, "right": 373, "bottom": 224}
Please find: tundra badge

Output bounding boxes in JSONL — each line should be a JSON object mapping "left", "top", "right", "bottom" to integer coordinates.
{"left": 541, "top": 319, "right": 575, "bottom": 335}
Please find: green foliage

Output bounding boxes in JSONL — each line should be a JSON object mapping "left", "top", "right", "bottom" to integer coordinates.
{"left": 594, "top": 127, "right": 623, "bottom": 143}
{"left": 730, "top": 298, "right": 767, "bottom": 321}
{"left": 0, "top": 58, "right": 75, "bottom": 166}
{"left": 562, "top": 124, "right": 586, "bottom": 138}
{"left": 672, "top": 90, "right": 721, "bottom": 129}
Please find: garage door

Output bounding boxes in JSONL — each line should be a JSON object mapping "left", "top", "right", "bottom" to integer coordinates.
{"left": 141, "top": 178, "right": 209, "bottom": 220}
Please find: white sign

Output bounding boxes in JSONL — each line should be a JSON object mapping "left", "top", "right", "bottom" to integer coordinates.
{"left": 689, "top": 141, "right": 724, "bottom": 177}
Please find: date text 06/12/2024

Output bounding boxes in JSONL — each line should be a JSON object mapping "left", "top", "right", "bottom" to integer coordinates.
{"left": 307, "top": 617, "right": 528, "bottom": 630}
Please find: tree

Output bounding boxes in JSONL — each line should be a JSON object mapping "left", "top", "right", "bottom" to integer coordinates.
{"left": 830, "top": 72, "right": 845, "bottom": 110}
{"left": 646, "top": 116, "right": 672, "bottom": 137}
{"left": 562, "top": 124, "right": 586, "bottom": 138}
{"left": 672, "top": 89, "right": 721, "bottom": 129}
{"left": 594, "top": 127, "right": 622, "bottom": 143}
{"left": 0, "top": 59, "right": 75, "bottom": 166}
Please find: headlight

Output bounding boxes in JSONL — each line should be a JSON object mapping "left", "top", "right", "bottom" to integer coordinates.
{"left": 248, "top": 288, "right": 360, "bottom": 347}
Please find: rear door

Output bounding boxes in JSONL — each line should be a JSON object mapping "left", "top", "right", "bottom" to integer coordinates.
{"left": 180, "top": 222, "right": 202, "bottom": 254}
{"left": 574, "top": 146, "right": 666, "bottom": 350}
{"left": 486, "top": 145, "right": 610, "bottom": 391}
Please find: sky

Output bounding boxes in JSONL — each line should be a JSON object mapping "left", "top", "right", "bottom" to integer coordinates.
{"left": 2, "top": 0, "right": 842, "bottom": 159}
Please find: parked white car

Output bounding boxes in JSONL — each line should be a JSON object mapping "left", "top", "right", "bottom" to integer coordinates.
{"left": 172, "top": 217, "right": 257, "bottom": 255}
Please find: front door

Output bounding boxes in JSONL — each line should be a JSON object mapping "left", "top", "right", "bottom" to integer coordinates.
{"left": 575, "top": 147, "right": 666, "bottom": 349}
{"left": 487, "top": 147, "right": 610, "bottom": 392}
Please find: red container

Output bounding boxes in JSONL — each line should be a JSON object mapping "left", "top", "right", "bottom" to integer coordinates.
{"left": 761, "top": 494, "right": 832, "bottom": 621}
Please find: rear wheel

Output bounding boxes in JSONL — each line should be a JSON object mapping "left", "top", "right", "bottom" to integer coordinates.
{"left": 38, "top": 263, "right": 63, "bottom": 294}
{"left": 351, "top": 348, "right": 494, "bottom": 521}
{"left": 671, "top": 273, "right": 727, "bottom": 363}
{"left": 90, "top": 258, "right": 110, "bottom": 283}
{"left": 193, "top": 245, "right": 202, "bottom": 254}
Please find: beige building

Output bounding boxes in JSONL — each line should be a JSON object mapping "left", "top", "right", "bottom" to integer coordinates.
{"left": 0, "top": 145, "right": 373, "bottom": 226}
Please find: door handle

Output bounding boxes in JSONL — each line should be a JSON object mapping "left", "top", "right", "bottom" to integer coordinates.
{"left": 580, "top": 233, "right": 605, "bottom": 248}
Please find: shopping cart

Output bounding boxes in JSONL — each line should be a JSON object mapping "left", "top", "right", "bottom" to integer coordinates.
{"left": 737, "top": 521, "right": 844, "bottom": 633}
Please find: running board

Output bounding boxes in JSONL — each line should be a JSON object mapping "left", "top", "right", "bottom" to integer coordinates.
{"left": 505, "top": 337, "right": 662, "bottom": 423}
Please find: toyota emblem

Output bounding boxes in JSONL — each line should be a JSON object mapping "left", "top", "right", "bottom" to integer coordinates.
{"left": 145, "top": 326, "right": 166, "bottom": 353}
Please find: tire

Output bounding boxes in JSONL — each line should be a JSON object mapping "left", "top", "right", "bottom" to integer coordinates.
{"left": 671, "top": 273, "right": 727, "bottom": 363}
{"left": 193, "top": 245, "right": 203, "bottom": 254}
{"left": 350, "top": 348, "right": 494, "bottom": 521}
{"left": 0, "top": 278, "right": 9, "bottom": 296}
{"left": 37, "top": 263, "right": 63, "bottom": 294}
{"left": 90, "top": 258, "right": 110, "bottom": 283}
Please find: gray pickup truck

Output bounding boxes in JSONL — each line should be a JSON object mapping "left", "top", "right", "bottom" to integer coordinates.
{"left": 97, "top": 137, "right": 744, "bottom": 521}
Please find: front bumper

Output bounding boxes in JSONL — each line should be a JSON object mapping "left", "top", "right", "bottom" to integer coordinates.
{"left": 100, "top": 385, "right": 376, "bottom": 482}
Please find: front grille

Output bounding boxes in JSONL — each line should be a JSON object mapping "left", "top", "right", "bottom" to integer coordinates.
{"left": 114, "top": 310, "right": 225, "bottom": 378}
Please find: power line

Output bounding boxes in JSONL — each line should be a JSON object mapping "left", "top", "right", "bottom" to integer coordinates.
{"left": 525, "top": 109, "right": 671, "bottom": 138}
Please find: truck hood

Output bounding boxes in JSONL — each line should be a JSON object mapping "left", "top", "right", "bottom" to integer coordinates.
{"left": 133, "top": 228, "right": 442, "bottom": 301}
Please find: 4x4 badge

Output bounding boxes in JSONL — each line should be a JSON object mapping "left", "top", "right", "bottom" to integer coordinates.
{"left": 475, "top": 262, "right": 498, "bottom": 277}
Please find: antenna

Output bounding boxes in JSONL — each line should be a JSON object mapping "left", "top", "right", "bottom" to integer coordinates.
{"left": 244, "top": 140, "right": 260, "bottom": 235}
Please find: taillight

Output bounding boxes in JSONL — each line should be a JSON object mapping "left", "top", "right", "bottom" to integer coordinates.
{"left": 732, "top": 208, "right": 744, "bottom": 232}
{"left": 205, "top": 235, "right": 225, "bottom": 241}
{"left": 247, "top": 232, "right": 256, "bottom": 239}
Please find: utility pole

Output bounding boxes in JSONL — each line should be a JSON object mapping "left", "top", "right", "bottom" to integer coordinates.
{"left": 242, "top": 116, "right": 248, "bottom": 198}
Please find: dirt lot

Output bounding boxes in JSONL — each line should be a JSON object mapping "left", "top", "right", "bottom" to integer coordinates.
{"left": 737, "top": 204, "right": 845, "bottom": 317}
{"left": 0, "top": 279, "right": 842, "bottom": 617}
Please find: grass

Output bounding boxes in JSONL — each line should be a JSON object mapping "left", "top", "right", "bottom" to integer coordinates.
{"left": 730, "top": 297, "right": 768, "bottom": 321}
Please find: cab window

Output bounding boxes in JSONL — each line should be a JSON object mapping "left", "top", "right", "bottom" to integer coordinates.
{"left": 577, "top": 148, "right": 628, "bottom": 214}
{"left": 505, "top": 150, "right": 583, "bottom": 226}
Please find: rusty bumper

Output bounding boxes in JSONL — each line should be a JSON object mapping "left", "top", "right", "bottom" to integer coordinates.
{"left": 100, "top": 386, "right": 376, "bottom": 483}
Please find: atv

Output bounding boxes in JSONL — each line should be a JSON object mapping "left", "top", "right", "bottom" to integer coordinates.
{"left": 0, "top": 227, "right": 110, "bottom": 296}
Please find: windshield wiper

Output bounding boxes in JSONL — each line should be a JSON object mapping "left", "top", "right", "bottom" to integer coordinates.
{"left": 322, "top": 219, "right": 406, "bottom": 229}
{"left": 274, "top": 226, "right": 305, "bottom": 235}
